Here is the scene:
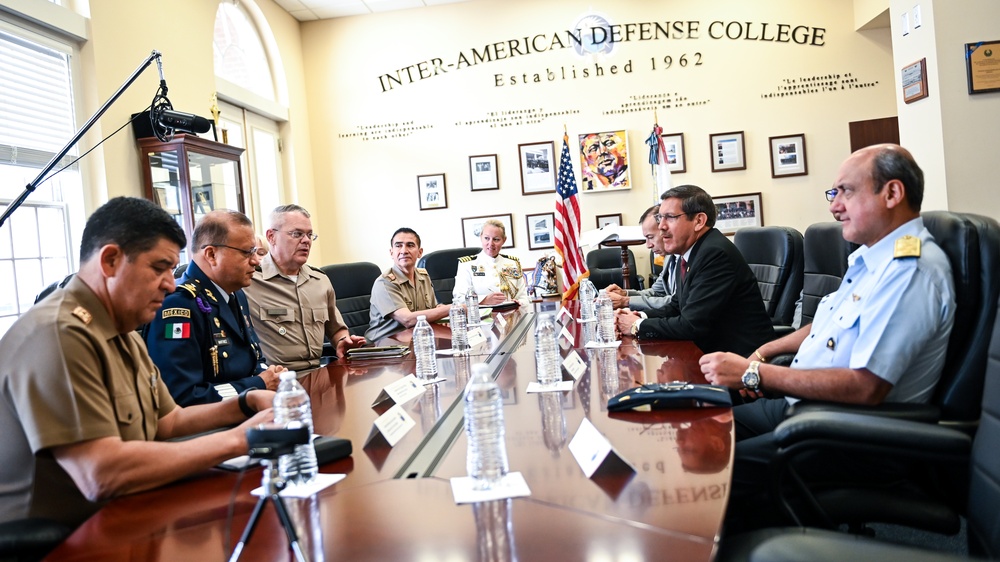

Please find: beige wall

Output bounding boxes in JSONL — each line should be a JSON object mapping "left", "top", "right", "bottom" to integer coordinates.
{"left": 890, "top": 0, "right": 1000, "bottom": 217}
{"left": 301, "top": 0, "right": 897, "bottom": 276}
{"left": 75, "top": 0, "right": 315, "bottom": 241}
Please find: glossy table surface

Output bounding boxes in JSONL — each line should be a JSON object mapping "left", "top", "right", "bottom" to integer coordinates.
{"left": 46, "top": 302, "right": 731, "bottom": 561}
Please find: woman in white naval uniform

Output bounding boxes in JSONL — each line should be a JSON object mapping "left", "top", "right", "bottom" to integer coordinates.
{"left": 454, "top": 219, "right": 530, "bottom": 307}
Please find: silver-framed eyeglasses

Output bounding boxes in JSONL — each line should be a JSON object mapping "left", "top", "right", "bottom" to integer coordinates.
{"left": 202, "top": 244, "right": 259, "bottom": 260}
{"left": 654, "top": 212, "right": 687, "bottom": 224}
{"left": 285, "top": 230, "right": 318, "bottom": 241}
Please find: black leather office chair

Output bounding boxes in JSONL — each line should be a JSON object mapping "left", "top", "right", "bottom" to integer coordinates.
{"left": 648, "top": 249, "right": 663, "bottom": 289}
{"left": 733, "top": 226, "right": 804, "bottom": 328}
{"left": 319, "top": 261, "right": 382, "bottom": 337}
{"left": 173, "top": 263, "right": 189, "bottom": 279}
{"left": 721, "top": 286, "right": 1000, "bottom": 562}
{"left": 798, "top": 222, "right": 857, "bottom": 327}
{"left": 0, "top": 517, "right": 72, "bottom": 562}
{"left": 585, "top": 247, "right": 641, "bottom": 291}
{"left": 416, "top": 247, "right": 478, "bottom": 304}
{"left": 33, "top": 274, "right": 74, "bottom": 304}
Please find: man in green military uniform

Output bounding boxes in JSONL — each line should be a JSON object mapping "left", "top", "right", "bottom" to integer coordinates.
{"left": 367, "top": 228, "right": 450, "bottom": 342}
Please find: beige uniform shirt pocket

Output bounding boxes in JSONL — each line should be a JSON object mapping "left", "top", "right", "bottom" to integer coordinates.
{"left": 311, "top": 307, "right": 329, "bottom": 324}
{"left": 113, "top": 392, "right": 141, "bottom": 437}
{"left": 260, "top": 306, "right": 295, "bottom": 324}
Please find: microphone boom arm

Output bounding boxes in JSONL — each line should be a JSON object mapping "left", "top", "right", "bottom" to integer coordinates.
{"left": 0, "top": 50, "right": 163, "bottom": 228}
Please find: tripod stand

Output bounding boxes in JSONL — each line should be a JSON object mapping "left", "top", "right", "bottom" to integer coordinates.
{"left": 229, "top": 426, "right": 312, "bottom": 562}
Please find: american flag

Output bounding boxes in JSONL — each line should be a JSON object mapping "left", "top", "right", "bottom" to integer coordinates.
{"left": 555, "top": 131, "right": 588, "bottom": 300}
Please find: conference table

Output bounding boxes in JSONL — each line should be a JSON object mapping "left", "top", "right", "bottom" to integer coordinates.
{"left": 45, "top": 302, "right": 733, "bottom": 561}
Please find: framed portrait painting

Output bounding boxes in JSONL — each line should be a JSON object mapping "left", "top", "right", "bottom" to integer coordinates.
{"left": 712, "top": 192, "right": 763, "bottom": 235}
{"left": 526, "top": 212, "right": 555, "bottom": 250}
{"left": 417, "top": 173, "right": 447, "bottom": 210}
{"left": 578, "top": 129, "right": 631, "bottom": 192}
{"left": 517, "top": 142, "right": 556, "bottom": 196}
{"left": 461, "top": 213, "right": 515, "bottom": 248}
{"left": 469, "top": 154, "right": 499, "bottom": 191}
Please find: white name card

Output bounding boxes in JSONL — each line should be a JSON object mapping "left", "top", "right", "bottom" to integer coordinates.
{"left": 495, "top": 312, "right": 508, "bottom": 330}
{"left": 584, "top": 339, "right": 622, "bottom": 349}
{"left": 365, "top": 404, "right": 416, "bottom": 447}
{"left": 450, "top": 472, "right": 531, "bottom": 504}
{"left": 568, "top": 418, "right": 635, "bottom": 479}
{"left": 558, "top": 325, "right": 575, "bottom": 346}
{"left": 371, "top": 374, "right": 424, "bottom": 408}
{"left": 467, "top": 327, "right": 487, "bottom": 348}
{"left": 526, "top": 380, "right": 575, "bottom": 393}
{"left": 563, "top": 350, "right": 587, "bottom": 380}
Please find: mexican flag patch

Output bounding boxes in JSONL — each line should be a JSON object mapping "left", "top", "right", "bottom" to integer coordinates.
{"left": 165, "top": 322, "right": 190, "bottom": 339}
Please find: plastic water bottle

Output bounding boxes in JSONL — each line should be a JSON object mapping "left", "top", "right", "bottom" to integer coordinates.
{"left": 413, "top": 315, "right": 437, "bottom": 379}
{"left": 273, "top": 371, "right": 318, "bottom": 485}
{"left": 534, "top": 314, "right": 561, "bottom": 386}
{"left": 466, "top": 287, "right": 481, "bottom": 326}
{"left": 465, "top": 363, "right": 509, "bottom": 490}
{"left": 579, "top": 278, "right": 597, "bottom": 321}
{"left": 596, "top": 289, "right": 616, "bottom": 344}
{"left": 450, "top": 292, "right": 470, "bottom": 352}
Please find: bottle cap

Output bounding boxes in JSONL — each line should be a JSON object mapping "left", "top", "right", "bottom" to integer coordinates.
{"left": 417, "top": 315, "right": 427, "bottom": 322}
{"left": 279, "top": 370, "right": 297, "bottom": 381}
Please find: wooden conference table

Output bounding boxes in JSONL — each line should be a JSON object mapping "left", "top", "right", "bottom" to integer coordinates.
{"left": 46, "top": 302, "right": 733, "bottom": 561}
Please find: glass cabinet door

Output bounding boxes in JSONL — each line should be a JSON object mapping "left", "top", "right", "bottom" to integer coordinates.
{"left": 146, "top": 148, "right": 189, "bottom": 263}
{"left": 188, "top": 151, "right": 242, "bottom": 224}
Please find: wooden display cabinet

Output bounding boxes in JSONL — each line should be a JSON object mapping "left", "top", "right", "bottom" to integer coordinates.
{"left": 138, "top": 134, "right": 245, "bottom": 263}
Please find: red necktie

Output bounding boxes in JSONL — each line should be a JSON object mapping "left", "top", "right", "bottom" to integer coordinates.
{"left": 680, "top": 258, "right": 688, "bottom": 283}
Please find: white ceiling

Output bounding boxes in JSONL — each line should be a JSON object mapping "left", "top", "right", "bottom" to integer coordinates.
{"left": 273, "top": 0, "right": 473, "bottom": 21}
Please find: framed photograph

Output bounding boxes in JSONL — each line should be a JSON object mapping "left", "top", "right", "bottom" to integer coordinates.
{"left": 709, "top": 131, "right": 746, "bottom": 172}
{"left": 469, "top": 154, "right": 499, "bottom": 191}
{"left": 517, "top": 141, "right": 556, "bottom": 196}
{"left": 526, "top": 212, "right": 555, "bottom": 250}
{"left": 416, "top": 173, "right": 447, "bottom": 211}
{"left": 902, "top": 58, "right": 929, "bottom": 104}
{"left": 768, "top": 134, "right": 808, "bottom": 178}
{"left": 461, "top": 213, "right": 515, "bottom": 248}
{"left": 578, "top": 130, "right": 631, "bottom": 192}
{"left": 713, "top": 192, "right": 763, "bottom": 236}
{"left": 660, "top": 132, "right": 686, "bottom": 173}
{"left": 966, "top": 41, "right": 1000, "bottom": 94}
{"left": 595, "top": 213, "right": 622, "bottom": 229}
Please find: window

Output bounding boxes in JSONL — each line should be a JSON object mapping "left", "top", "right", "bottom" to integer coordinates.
{"left": 0, "top": 23, "right": 81, "bottom": 337}
{"left": 213, "top": 2, "right": 275, "bottom": 103}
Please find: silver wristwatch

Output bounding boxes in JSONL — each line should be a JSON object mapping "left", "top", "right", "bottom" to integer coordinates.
{"left": 742, "top": 360, "right": 761, "bottom": 392}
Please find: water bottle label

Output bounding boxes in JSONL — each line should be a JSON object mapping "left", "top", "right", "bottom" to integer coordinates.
{"left": 366, "top": 403, "right": 416, "bottom": 447}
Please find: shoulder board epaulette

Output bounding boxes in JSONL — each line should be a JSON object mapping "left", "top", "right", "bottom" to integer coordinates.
{"left": 175, "top": 283, "right": 198, "bottom": 298}
{"left": 893, "top": 235, "right": 921, "bottom": 259}
{"left": 385, "top": 271, "right": 397, "bottom": 281}
{"left": 416, "top": 267, "right": 428, "bottom": 274}
{"left": 458, "top": 255, "right": 474, "bottom": 263}
{"left": 71, "top": 306, "right": 92, "bottom": 325}
{"left": 500, "top": 254, "right": 521, "bottom": 264}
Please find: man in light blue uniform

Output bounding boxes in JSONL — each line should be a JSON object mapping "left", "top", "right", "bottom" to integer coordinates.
{"left": 699, "top": 144, "right": 956, "bottom": 531}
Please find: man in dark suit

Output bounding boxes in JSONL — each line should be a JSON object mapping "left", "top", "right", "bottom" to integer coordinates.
{"left": 146, "top": 210, "right": 284, "bottom": 406}
{"left": 615, "top": 184, "right": 774, "bottom": 356}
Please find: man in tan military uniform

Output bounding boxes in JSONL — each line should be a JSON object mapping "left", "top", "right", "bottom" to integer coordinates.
{"left": 246, "top": 205, "right": 365, "bottom": 369}
{"left": 367, "top": 227, "right": 450, "bottom": 342}
{"left": 454, "top": 219, "right": 530, "bottom": 307}
{"left": 0, "top": 198, "right": 273, "bottom": 529}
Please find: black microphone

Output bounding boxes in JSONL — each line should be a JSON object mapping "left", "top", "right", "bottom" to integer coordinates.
{"left": 155, "top": 108, "right": 211, "bottom": 134}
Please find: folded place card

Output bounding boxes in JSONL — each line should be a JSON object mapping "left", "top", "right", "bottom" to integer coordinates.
{"left": 563, "top": 350, "right": 587, "bottom": 380}
{"left": 584, "top": 340, "right": 621, "bottom": 349}
{"left": 467, "top": 327, "right": 487, "bottom": 348}
{"left": 251, "top": 473, "right": 345, "bottom": 498}
{"left": 558, "top": 325, "right": 575, "bottom": 346}
{"left": 526, "top": 380, "right": 575, "bottom": 393}
{"left": 450, "top": 472, "right": 531, "bottom": 504}
{"left": 371, "top": 374, "right": 425, "bottom": 409}
{"left": 556, "top": 306, "right": 573, "bottom": 324}
{"left": 364, "top": 404, "right": 416, "bottom": 448}
{"left": 568, "top": 418, "right": 636, "bottom": 479}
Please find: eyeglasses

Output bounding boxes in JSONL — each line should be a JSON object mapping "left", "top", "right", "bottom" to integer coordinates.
{"left": 202, "top": 244, "right": 259, "bottom": 260}
{"left": 654, "top": 212, "right": 687, "bottom": 224}
{"left": 285, "top": 230, "right": 318, "bottom": 241}
{"left": 824, "top": 188, "right": 839, "bottom": 202}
